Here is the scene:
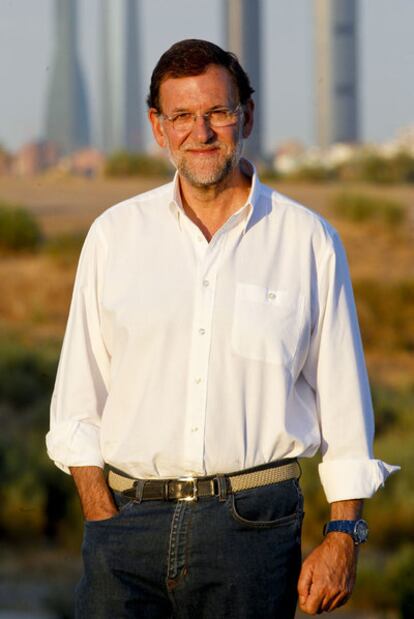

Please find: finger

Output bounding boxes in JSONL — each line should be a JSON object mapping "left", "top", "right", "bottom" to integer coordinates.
{"left": 297, "top": 564, "right": 313, "bottom": 606}
{"left": 299, "top": 589, "right": 325, "bottom": 615}
{"left": 325, "top": 590, "right": 349, "bottom": 612}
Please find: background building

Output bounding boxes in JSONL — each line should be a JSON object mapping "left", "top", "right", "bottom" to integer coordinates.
{"left": 224, "top": 0, "right": 262, "bottom": 161}
{"left": 315, "top": 0, "right": 359, "bottom": 147}
{"left": 45, "top": 0, "right": 90, "bottom": 155}
{"left": 100, "top": 0, "right": 143, "bottom": 153}
{"left": 12, "top": 140, "right": 59, "bottom": 176}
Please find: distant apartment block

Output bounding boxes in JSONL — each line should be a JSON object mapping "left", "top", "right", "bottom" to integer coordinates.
{"left": 0, "top": 147, "right": 12, "bottom": 175}
{"left": 45, "top": 0, "right": 90, "bottom": 156}
{"left": 13, "top": 140, "right": 60, "bottom": 176}
{"left": 61, "top": 148, "right": 106, "bottom": 177}
{"left": 315, "top": 0, "right": 359, "bottom": 147}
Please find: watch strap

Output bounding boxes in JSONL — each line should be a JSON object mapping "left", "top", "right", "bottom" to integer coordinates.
{"left": 323, "top": 519, "right": 368, "bottom": 544}
{"left": 323, "top": 520, "right": 357, "bottom": 535}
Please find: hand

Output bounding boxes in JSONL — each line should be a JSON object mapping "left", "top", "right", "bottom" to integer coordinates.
{"left": 297, "top": 533, "right": 358, "bottom": 614}
{"left": 84, "top": 506, "right": 119, "bottom": 522}
{"left": 70, "top": 466, "right": 119, "bottom": 522}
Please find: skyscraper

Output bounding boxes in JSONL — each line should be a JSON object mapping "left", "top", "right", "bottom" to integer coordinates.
{"left": 45, "top": 0, "right": 90, "bottom": 156}
{"left": 315, "top": 0, "right": 359, "bottom": 147}
{"left": 100, "top": 0, "right": 143, "bottom": 153}
{"left": 224, "top": 0, "right": 262, "bottom": 161}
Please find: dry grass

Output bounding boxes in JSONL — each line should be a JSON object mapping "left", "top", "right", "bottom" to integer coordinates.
{"left": 0, "top": 253, "right": 76, "bottom": 340}
{"left": 0, "top": 175, "right": 413, "bottom": 386}
{"left": 0, "top": 174, "right": 170, "bottom": 235}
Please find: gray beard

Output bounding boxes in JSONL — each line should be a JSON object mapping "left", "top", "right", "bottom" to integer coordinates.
{"left": 168, "top": 139, "right": 244, "bottom": 189}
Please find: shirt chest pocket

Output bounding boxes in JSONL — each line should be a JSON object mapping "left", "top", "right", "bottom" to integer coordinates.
{"left": 231, "top": 283, "right": 304, "bottom": 367}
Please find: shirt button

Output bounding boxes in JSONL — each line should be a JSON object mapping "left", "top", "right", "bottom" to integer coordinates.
{"left": 203, "top": 279, "right": 210, "bottom": 287}
{"left": 268, "top": 291, "right": 276, "bottom": 300}
{"left": 199, "top": 328, "right": 206, "bottom": 335}
{"left": 191, "top": 426, "right": 199, "bottom": 433}
{"left": 195, "top": 377, "right": 202, "bottom": 384}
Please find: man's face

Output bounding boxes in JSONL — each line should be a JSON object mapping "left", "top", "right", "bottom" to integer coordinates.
{"left": 149, "top": 65, "right": 253, "bottom": 188}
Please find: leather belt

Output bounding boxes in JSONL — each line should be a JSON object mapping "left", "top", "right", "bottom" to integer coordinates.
{"left": 107, "top": 459, "right": 300, "bottom": 502}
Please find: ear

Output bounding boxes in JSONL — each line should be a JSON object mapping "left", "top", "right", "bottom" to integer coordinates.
{"left": 241, "top": 99, "right": 254, "bottom": 139}
{"left": 148, "top": 108, "right": 167, "bottom": 148}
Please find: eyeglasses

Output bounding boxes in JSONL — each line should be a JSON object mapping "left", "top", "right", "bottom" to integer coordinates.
{"left": 159, "top": 104, "right": 242, "bottom": 132}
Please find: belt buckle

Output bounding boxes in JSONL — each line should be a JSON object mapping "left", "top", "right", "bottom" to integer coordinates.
{"left": 176, "top": 476, "right": 198, "bottom": 501}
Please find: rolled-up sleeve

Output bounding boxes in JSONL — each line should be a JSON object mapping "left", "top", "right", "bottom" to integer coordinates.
{"left": 46, "top": 221, "right": 110, "bottom": 474}
{"left": 303, "top": 229, "right": 399, "bottom": 503}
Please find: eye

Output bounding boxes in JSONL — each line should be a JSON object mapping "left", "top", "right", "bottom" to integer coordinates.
{"left": 172, "top": 112, "right": 193, "bottom": 124}
{"left": 209, "top": 110, "right": 230, "bottom": 123}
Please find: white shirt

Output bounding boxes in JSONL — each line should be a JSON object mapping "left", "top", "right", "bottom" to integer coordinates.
{"left": 46, "top": 163, "right": 398, "bottom": 503}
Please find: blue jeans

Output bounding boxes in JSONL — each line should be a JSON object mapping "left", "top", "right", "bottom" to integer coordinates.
{"left": 75, "top": 478, "right": 304, "bottom": 618}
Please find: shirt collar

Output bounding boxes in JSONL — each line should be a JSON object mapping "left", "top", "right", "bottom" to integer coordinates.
{"left": 168, "top": 158, "right": 263, "bottom": 234}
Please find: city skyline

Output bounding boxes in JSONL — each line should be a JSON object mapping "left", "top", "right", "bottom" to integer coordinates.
{"left": 1, "top": 0, "right": 414, "bottom": 156}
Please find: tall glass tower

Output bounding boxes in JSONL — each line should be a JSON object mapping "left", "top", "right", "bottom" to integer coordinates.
{"left": 315, "top": 0, "right": 359, "bottom": 147}
{"left": 224, "top": 0, "right": 262, "bottom": 161}
{"left": 45, "top": 0, "right": 90, "bottom": 155}
{"left": 100, "top": 0, "right": 143, "bottom": 153}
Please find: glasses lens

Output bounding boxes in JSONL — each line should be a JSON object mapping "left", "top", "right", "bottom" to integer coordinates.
{"left": 167, "top": 105, "right": 241, "bottom": 131}
{"left": 209, "top": 109, "right": 239, "bottom": 127}
{"left": 172, "top": 113, "right": 193, "bottom": 131}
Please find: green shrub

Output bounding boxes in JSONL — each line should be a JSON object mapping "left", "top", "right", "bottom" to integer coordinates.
{"left": 371, "top": 384, "right": 413, "bottom": 436}
{"left": 0, "top": 400, "right": 79, "bottom": 544}
{"left": 387, "top": 545, "right": 414, "bottom": 618}
{"left": 0, "top": 339, "right": 57, "bottom": 410}
{"left": 331, "top": 192, "right": 405, "bottom": 227}
{"left": 359, "top": 152, "right": 414, "bottom": 184}
{"left": 353, "top": 553, "right": 395, "bottom": 610}
{"left": 352, "top": 546, "right": 414, "bottom": 615}
{"left": 364, "top": 385, "right": 414, "bottom": 549}
{"left": 43, "top": 231, "right": 86, "bottom": 265}
{"left": 0, "top": 337, "right": 80, "bottom": 544}
{"left": 354, "top": 280, "right": 414, "bottom": 352}
{"left": 390, "top": 152, "right": 414, "bottom": 183}
{"left": 285, "top": 164, "right": 336, "bottom": 182}
{"left": 0, "top": 203, "right": 42, "bottom": 252}
{"left": 359, "top": 154, "right": 395, "bottom": 184}
{"left": 105, "top": 151, "right": 173, "bottom": 178}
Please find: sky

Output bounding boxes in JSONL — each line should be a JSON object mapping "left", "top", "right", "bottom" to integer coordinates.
{"left": 1, "top": 0, "right": 414, "bottom": 156}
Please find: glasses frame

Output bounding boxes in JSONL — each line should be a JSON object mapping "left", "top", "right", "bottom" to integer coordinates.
{"left": 159, "top": 103, "right": 242, "bottom": 132}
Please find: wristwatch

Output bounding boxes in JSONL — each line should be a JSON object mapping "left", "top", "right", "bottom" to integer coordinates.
{"left": 323, "top": 519, "right": 368, "bottom": 545}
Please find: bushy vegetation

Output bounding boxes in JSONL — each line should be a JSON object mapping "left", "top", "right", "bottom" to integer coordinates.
{"left": 354, "top": 279, "right": 414, "bottom": 352}
{"left": 43, "top": 231, "right": 86, "bottom": 265}
{"left": 0, "top": 337, "right": 82, "bottom": 546}
{"left": 105, "top": 151, "right": 173, "bottom": 178}
{"left": 270, "top": 150, "right": 414, "bottom": 184}
{"left": 354, "top": 545, "right": 414, "bottom": 617}
{"left": 0, "top": 201, "right": 43, "bottom": 252}
{"left": 284, "top": 163, "right": 335, "bottom": 183}
{"left": 352, "top": 152, "right": 414, "bottom": 184}
{"left": 0, "top": 340, "right": 56, "bottom": 409}
{"left": 331, "top": 191, "right": 406, "bottom": 227}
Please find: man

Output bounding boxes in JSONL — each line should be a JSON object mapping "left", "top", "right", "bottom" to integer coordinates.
{"left": 47, "top": 39, "right": 397, "bottom": 618}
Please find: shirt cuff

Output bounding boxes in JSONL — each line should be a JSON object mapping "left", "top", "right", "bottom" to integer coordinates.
{"left": 318, "top": 458, "right": 400, "bottom": 503}
{"left": 46, "top": 420, "right": 105, "bottom": 475}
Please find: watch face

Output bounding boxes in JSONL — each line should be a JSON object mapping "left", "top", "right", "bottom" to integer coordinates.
{"left": 355, "top": 520, "right": 369, "bottom": 543}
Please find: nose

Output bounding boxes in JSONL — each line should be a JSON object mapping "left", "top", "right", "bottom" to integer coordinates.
{"left": 191, "top": 114, "right": 215, "bottom": 142}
